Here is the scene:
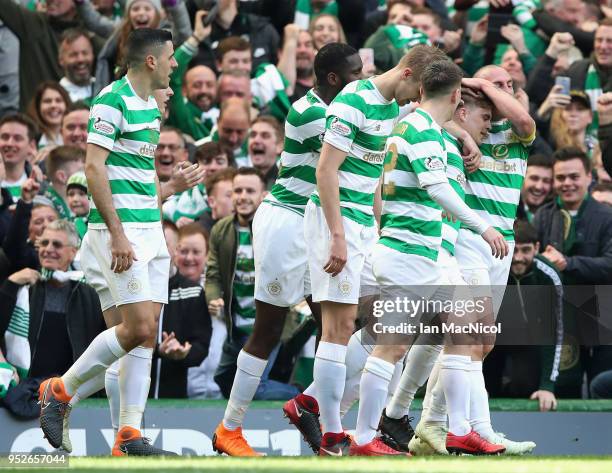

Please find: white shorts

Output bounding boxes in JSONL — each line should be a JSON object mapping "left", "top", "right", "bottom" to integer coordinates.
{"left": 304, "top": 201, "right": 377, "bottom": 304}
{"left": 253, "top": 201, "right": 310, "bottom": 307}
{"left": 454, "top": 228, "right": 515, "bottom": 316}
{"left": 438, "top": 248, "right": 467, "bottom": 286}
{"left": 80, "top": 225, "right": 170, "bottom": 312}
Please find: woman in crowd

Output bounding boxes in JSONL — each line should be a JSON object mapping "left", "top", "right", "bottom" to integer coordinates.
{"left": 309, "top": 13, "right": 346, "bottom": 50}
{"left": 26, "top": 82, "right": 71, "bottom": 149}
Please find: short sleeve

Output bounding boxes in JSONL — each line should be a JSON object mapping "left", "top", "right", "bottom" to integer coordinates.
{"left": 401, "top": 127, "right": 447, "bottom": 188}
{"left": 87, "top": 93, "right": 124, "bottom": 151}
{"left": 323, "top": 93, "right": 366, "bottom": 153}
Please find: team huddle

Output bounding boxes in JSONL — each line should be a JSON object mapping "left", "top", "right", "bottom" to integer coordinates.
{"left": 37, "top": 28, "right": 537, "bottom": 457}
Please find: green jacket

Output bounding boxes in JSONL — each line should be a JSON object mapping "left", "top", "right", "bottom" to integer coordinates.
{"left": 165, "top": 42, "right": 217, "bottom": 141}
{"left": 205, "top": 215, "right": 252, "bottom": 340}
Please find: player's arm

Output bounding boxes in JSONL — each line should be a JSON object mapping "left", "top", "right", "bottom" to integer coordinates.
{"left": 317, "top": 142, "right": 348, "bottom": 276}
{"left": 373, "top": 176, "right": 383, "bottom": 229}
{"left": 462, "top": 78, "right": 536, "bottom": 139}
{"left": 85, "top": 144, "right": 136, "bottom": 273}
{"left": 442, "top": 120, "right": 481, "bottom": 172}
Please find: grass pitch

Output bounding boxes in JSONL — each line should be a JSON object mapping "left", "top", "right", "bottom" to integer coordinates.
{"left": 7, "top": 456, "right": 612, "bottom": 473}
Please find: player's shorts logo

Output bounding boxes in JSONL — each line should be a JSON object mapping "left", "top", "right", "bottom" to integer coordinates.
{"left": 338, "top": 279, "right": 352, "bottom": 296}
{"left": 127, "top": 277, "right": 142, "bottom": 294}
{"left": 267, "top": 281, "right": 282, "bottom": 296}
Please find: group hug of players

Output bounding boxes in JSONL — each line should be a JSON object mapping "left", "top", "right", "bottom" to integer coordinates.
{"left": 36, "top": 31, "right": 536, "bottom": 457}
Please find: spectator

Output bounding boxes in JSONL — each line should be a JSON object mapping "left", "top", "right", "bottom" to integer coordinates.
{"left": 91, "top": 0, "right": 192, "bottom": 95}
{"left": 533, "top": 0, "right": 594, "bottom": 56}
{"left": 197, "top": 97, "right": 251, "bottom": 166}
{"left": 206, "top": 167, "right": 299, "bottom": 399}
{"left": 549, "top": 91, "right": 597, "bottom": 156}
{"left": 216, "top": 36, "right": 253, "bottom": 74}
{"left": 199, "top": 167, "right": 237, "bottom": 234}
{"left": 155, "top": 127, "right": 189, "bottom": 183}
{"left": 0, "top": 220, "right": 105, "bottom": 383}
{"left": 591, "top": 182, "right": 612, "bottom": 206}
{"left": 217, "top": 70, "right": 253, "bottom": 106}
{"left": 247, "top": 115, "right": 283, "bottom": 189}
{"left": 534, "top": 147, "right": 612, "bottom": 284}
{"left": 3, "top": 180, "right": 59, "bottom": 273}
{"left": 499, "top": 46, "right": 528, "bottom": 90}
{"left": 518, "top": 154, "right": 554, "bottom": 222}
{"left": 58, "top": 28, "right": 96, "bottom": 103}
{"left": 410, "top": 7, "right": 461, "bottom": 54}
{"left": 0, "top": 0, "right": 102, "bottom": 109}
{"left": 309, "top": 13, "right": 346, "bottom": 50}
{"left": 66, "top": 171, "right": 89, "bottom": 239}
{"left": 484, "top": 220, "right": 564, "bottom": 410}
{"left": 61, "top": 102, "right": 90, "bottom": 151}
{"left": 26, "top": 82, "right": 72, "bottom": 148}
{"left": 150, "top": 224, "right": 212, "bottom": 398}
{"left": 166, "top": 11, "right": 219, "bottom": 141}
{"left": 44, "top": 146, "right": 86, "bottom": 219}
{"left": 567, "top": 18, "right": 612, "bottom": 131}
{"left": 287, "top": 30, "right": 316, "bottom": 103}
{"left": 195, "top": 141, "right": 234, "bottom": 176}
{"left": 0, "top": 114, "right": 37, "bottom": 202}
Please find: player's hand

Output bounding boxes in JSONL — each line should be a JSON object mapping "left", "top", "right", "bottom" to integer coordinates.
{"left": 20, "top": 178, "right": 40, "bottom": 204}
{"left": 514, "top": 88, "right": 530, "bottom": 111}
{"left": 481, "top": 227, "right": 509, "bottom": 259}
{"left": 176, "top": 216, "right": 195, "bottom": 228}
{"left": 323, "top": 234, "right": 347, "bottom": 277}
{"left": 442, "top": 211, "right": 458, "bottom": 223}
{"left": 8, "top": 268, "right": 40, "bottom": 286}
{"left": 170, "top": 162, "right": 206, "bottom": 194}
{"left": 459, "top": 133, "right": 482, "bottom": 173}
{"left": 208, "top": 298, "right": 224, "bottom": 317}
{"left": 109, "top": 230, "right": 137, "bottom": 273}
{"left": 530, "top": 390, "right": 558, "bottom": 411}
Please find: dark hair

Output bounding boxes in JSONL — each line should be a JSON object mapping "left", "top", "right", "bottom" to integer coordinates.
{"left": 26, "top": 81, "right": 72, "bottom": 139}
{"left": 47, "top": 146, "right": 85, "bottom": 180}
{"left": 314, "top": 42, "right": 358, "bottom": 85}
{"left": 0, "top": 113, "right": 39, "bottom": 142}
{"left": 460, "top": 89, "right": 493, "bottom": 111}
{"left": 527, "top": 153, "right": 553, "bottom": 169}
{"left": 65, "top": 101, "right": 91, "bottom": 114}
{"left": 216, "top": 36, "right": 251, "bottom": 62}
{"left": 553, "top": 146, "right": 591, "bottom": 173}
{"left": 421, "top": 60, "right": 463, "bottom": 98}
{"left": 205, "top": 167, "right": 237, "bottom": 195}
{"left": 592, "top": 182, "right": 612, "bottom": 193}
{"left": 234, "top": 166, "right": 266, "bottom": 188}
{"left": 398, "top": 44, "right": 448, "bottom": 82}
{"left": 514, "top": 219, "right": 539, "bottom": 245}
{"left": 387, "top": 0, "right": 418, "bottom": 13}
{"left": 124, "top": 28, "right": 173, "bottom": 69}
{"left": 251, "top": 115, "right": 284, "bottom": 144}
{"left": 195, "top": 141, "right": 235, "bottom": 168}
{"left": 59, "top": 28, "right": 92, "bottom": 51}
{"left": 411, "top": 6, "right": 441, "bottom": 27}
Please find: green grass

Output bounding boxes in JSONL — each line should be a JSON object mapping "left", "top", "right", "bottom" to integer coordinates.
{"left": 6, "top": 457, "right": 612, "bottom": 473}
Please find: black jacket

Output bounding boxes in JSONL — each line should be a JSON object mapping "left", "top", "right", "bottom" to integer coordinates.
{"left": 525, "top": 53, "right": 557, "bottom": 107}
{"left": 0, "top": 187, "right": 13, "bottom": 246}
{"left": 2, "top": 199, "right": 40, "bottom": 273}
{"left": 150, "top": 273, "right": 212, "bottom": 398}
{"left": 533, "top": 197, "right": 612, "bottom": 284}
{"left": 0, "top": 279, "right": 106, "bottom": 371}
{"left": 532, "top": 10, "right": 594, "bottom": 57}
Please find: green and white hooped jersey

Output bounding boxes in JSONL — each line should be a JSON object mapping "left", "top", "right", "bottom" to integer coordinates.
{"left": 463, "top": 120, "right": 534, "bottom": 241}
{"left": 87, "top": 76, "right": 161, "bottom": 228}
{"left": 266, "top": 89, "right": 327, "bottom": 215}
{"left": 311, "top": 78, "right": 400, "bottom": 227}
{"left": 379, "top": 108, "right": 448, "bottom": 262}
{"left": 441, "top": 130, "right": 466, "bottom": 256}
{"left": 232, "top": 226, "right": 256, "bottom": 334}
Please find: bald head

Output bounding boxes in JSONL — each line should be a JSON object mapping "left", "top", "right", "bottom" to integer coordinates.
{"left": 474, "top": 65, "right": 513, "bottom": 95}
{"left": 185, "top": 65, "right": 217, "bottom": 111}
{"left": 218, "top": 70, "right": 252, "bottom": 105}
{"left": 217, "top": 97, "right": 250, "bottom": 150}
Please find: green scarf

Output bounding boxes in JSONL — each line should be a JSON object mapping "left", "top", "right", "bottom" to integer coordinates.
{"left": 294, "top": 0, "right": 338, "bottom": 29}
{"left": 162, "top": 183, "right": 209, "bottom": 222}
{"left": 585, "top": 63, "right": 602, "bottom": 133}
{"left": 383, "top": 24, "right": 430, "bottom": 51}
{"left": 45, "top": 186, "right": 72, "bottom": 220}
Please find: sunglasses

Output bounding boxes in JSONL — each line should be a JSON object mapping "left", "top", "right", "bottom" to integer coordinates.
{"left": 39, "top": 239, "right": 66, "bottom": 250}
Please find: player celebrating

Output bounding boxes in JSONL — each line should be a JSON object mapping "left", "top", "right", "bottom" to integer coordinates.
{"left": 304, "top": 44, "right": 448, "bottom": 457}
{"left": 351, "top": 60, "right": 508, "bottom": 456}
{"left": 211, "top": 43, "right": 364, "bottom": 457}
{"left": 38, "top": 28, "right": 178, "bottom": 456}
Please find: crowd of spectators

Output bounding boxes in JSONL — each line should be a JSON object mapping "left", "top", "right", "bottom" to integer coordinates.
{"left": 1, "top": 0, "right": 612, "bottom": 414}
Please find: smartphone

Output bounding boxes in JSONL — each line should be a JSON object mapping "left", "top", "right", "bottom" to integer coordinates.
{"left": 555, "top": 76, "right": 571, "bottom": 96}
{"left": 201, "top": 0, "right": 219, "bottom": 27}
{"left": 359, "top": 48, "right": 374, "bottom": 68}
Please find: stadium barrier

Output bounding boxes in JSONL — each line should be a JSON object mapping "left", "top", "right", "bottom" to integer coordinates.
{"left": 1, "top": 399, "right": 611, "bottom": 456}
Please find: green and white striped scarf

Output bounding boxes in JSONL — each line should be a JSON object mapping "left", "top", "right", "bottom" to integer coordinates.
{"left": 294, "top": 0, "right": 339, "bottom": 30}
{"left": 251, "top": 63, "right": 292, "bottom": 122}
{"left": 383, "top": 24, "right": 430, "bottom": 51}
{"left": 585, "top": 63, "right": 602, "bottom": 133}
{"left": 162, "top": 183, "right": 209, "bottom": 223}
{"left": 4, "top": 269, "right": 84, "bottom": 379}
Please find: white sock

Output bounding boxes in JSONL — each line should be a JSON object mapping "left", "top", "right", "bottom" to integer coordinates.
{"left": 355, "top": 356, "right": 394, "bottom": 446}
{"left": 339, "top": 331, "right": 370, "bottom": 418}
{"left": 105, "top": 360, "right": 120, "bottom": 436}
{"left": 440, "top": 355, "right": 471, "bottom": 436}
{"left": 69, "top": 371, "right": 106, "bottom": 406}
{"left": 62, "top": 327, "right": 126, "bottom": 396}
{"left": 313, "top": 341, "right": 347, "bottom": 434}
{"left": 119, "top": 346, "right": 153, "bottom": 431}
{"left": 386, "top": 359, "right": 404, "bottom": 407}
{"left": 385, "top": 344, "right": 442, "bottom": 419}
{"left": 469, "top": 360, "right": 495, "bottom": 439}
{"left": 423, "top": 359, "right": 446, "bottom": 423}
{"left": 222, "top": 350, "right": 267, "bottom": 431}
